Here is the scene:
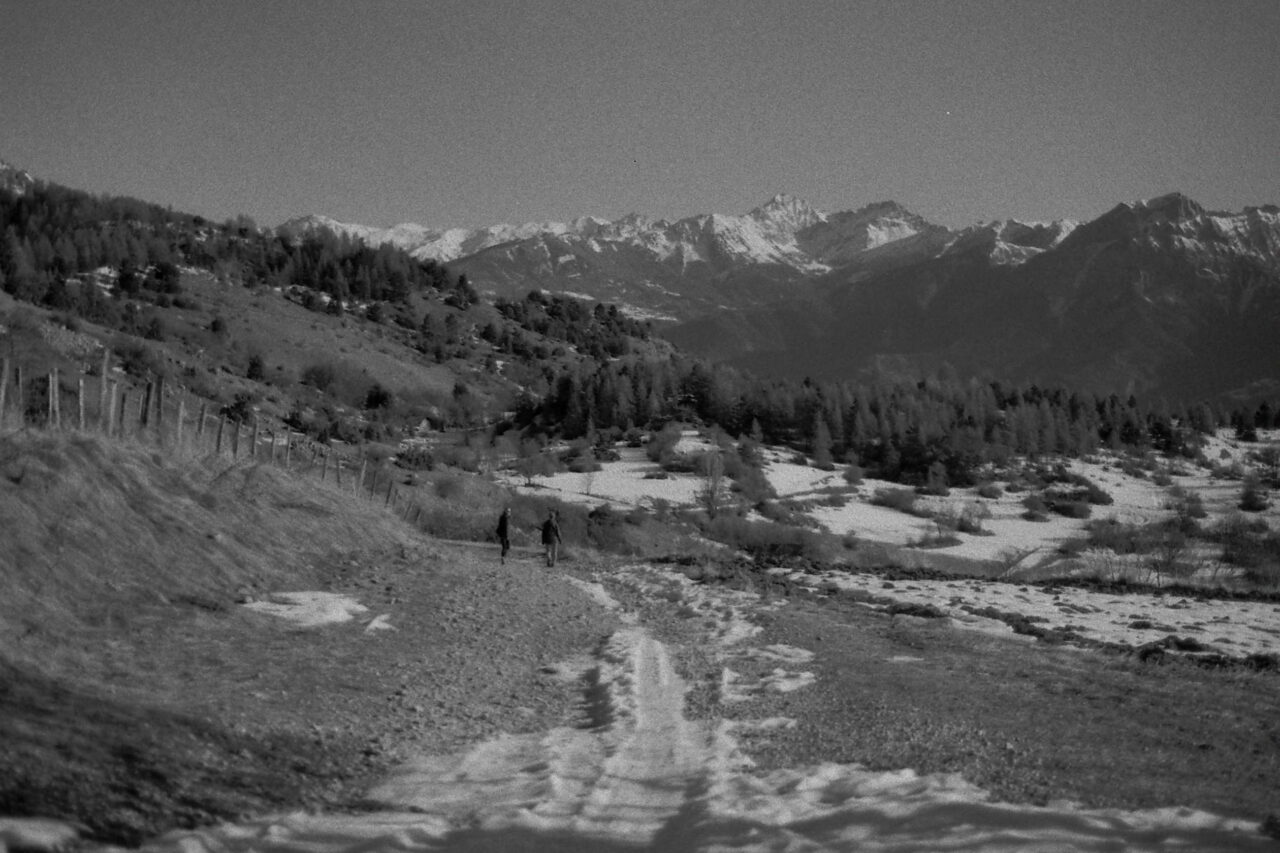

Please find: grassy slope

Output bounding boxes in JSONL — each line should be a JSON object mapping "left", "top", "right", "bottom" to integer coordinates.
{"left": 0, "top": 431, "right": 619, "bottom": 845}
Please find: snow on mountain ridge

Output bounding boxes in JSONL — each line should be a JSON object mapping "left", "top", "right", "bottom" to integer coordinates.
{"left": 278, "top": 195, "right": 941, "bottom": 273}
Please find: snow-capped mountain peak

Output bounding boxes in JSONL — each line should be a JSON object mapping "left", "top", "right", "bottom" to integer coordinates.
{"left": 0, "top": 159, "right": 37, "bottom": 195}
{"left": 749, "top": 193, "right": 825, "bottom": 232}
{"left": 943, "top": 219, "right": 1080, "bottom": 265}
{"left": 276, "top": 196, "right": 947, "bottom": 280}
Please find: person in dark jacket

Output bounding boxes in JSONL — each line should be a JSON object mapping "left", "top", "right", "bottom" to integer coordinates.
{"left": 496, "top": 507, "right": 512, "bottom": 564}
{"left": 540, "top": 510, "right": 562, "bottom": 567}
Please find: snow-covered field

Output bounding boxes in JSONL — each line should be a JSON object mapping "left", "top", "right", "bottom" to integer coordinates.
{"left": 493, "top": 429, "right": 1280, "bottom": 662}
{"left": 499, "top": 431, "right": 1279, "bottom": 574}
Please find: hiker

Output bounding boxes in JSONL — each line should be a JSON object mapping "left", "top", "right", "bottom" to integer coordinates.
{"left": 540, "top": 509, "right": 562, "bottom": 567}
{"left": 496, "top": 507, "right": 512, "bottom": 564}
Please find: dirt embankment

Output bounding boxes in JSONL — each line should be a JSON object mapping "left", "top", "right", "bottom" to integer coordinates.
{"left": 0, "top": 432, "right": 621, "bottom": 845}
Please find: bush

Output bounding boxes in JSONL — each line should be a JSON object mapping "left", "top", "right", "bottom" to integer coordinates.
{"left": 364, "top": 383, "right": 394, "bottom": 410}
{"left": 724, "top": 453, "right": 776, "bottom": 504}
{"left": 1020, "top": 494, "right": 1049, "bottom": 521}
{"left": 396, "top": 444, "right": 435, "bottom": 471}
{"left": 301, "top": 362, "right": 336, "bottom": 392}
{"left": 1165, "top": 486, "right": 1207, "bottom": 534}
{"left": 843, "top": 464, "right": 864, "bottom": 486}
{"left": 246, "top": 353, "right": 266, "bottom": 381}
{"left": 1240, "top": 474, "right": 1269, "bottom": 512}
{"left": 434, "top": 444, "right": 482, "bottom": 473}
{"left": 976, "top": 482, "right": 1003, "bottom": 499}
{"left": 1214, "top": 513, "right": 1280, "bottom": 572}
{"left": 704, "top": 515, "right": 826, "bottom": 563}
{"left": 645, "top": 422, "right": 683, "bottom": 464}
{"left": 871, "top": 487, "right": 920, "bottom": 515}
{"left": 568, "top": 456, "right": 602, "bottom": 473}
{"left": 1049, "top": 499, "right": 1092, "bottom": 519}
{"left": 1086, "top": 518, "right": 1164, "bottom": 554}
{"left": 910, "top": 529, "right": 962, "bottom": 549}
{"left": 586, "top": 504, "right": 633, "bottom": 553}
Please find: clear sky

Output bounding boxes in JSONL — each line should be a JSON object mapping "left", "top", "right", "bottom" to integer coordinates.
{"left": 3, "top": 0, "right": 1278, "bottom": 230}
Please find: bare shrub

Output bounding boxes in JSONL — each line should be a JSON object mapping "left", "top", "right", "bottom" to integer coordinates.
{"left": 704, "top": 516, "right": 826, "bottom": 562}
{"left": 871, "top": 487, "right": 922, "bottom": 515}
{"left": 1240, "top": 474, "right": 1270, "bottom": 512}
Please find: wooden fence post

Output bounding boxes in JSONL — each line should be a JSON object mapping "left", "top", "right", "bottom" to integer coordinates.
{"left": 117, "top": 387, "right": 129, "bottom": 438}
{"left": 14, "top": 366, "right": 24, "bottom": 426}
{"left": 154, "top": 375, "right": 165, "bottom": 447}
{"left": 140, "top": 381, "right": 153, "bottom": 431}
{"left": 77, "top": 377, "right": 86, "bottom": 431}
{"left": 196, "top": 404, "right": 207, "bottom": 439}
{"left": 0, "top": 357, "right": 9, "bottom": 430}
{"left": 251, "top": 419, "right": 260, "bottom": 461}
{"left": 358, "top": 457, "right": 368, "bottom": 496}
{"left": 321, "top": 451, "right": 329, "bottom": 482}
{"left": 53, "top": 369, "right": 62, "bottom": 429}
{"left": 284, "top": 432, "right": 293, "bottom": 467}
{"left": 98, "top": 350, "right": 110, "bottom": 433}
{"left": 176, "top": 396, "right": 186, "bottom": 452}
{"left": 108, "top": 382, "right": 119, "bottom": 437}
{"left": 335, "top": 458, "right": 343, "bottom": 488}
{"left": 215, "top": 416, "right": 226, "bottom": 455}
{"left": 231, "top": 421, "right": 240, "bottom": 459}
{"left": 385, "top": 478, "right": 394, "bottom": 507}
{"left": 48, "top": 370, "right": 57, "bottom": 429}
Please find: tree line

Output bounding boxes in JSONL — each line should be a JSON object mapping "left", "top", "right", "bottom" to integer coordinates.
{"left": 529, "top": 354, "right": 1276, "bottom": 487}
{"left": 0, "top": 181, "right": 468, "bottom": 320}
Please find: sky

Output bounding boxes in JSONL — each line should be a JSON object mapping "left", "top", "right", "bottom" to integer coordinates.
{"left": 3, "top": 0, "right": 1279, "bottom": 230}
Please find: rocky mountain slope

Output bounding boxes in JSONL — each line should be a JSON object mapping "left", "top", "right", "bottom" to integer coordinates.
{"left": 275, "top": 189, "right": 1280, "bottom": 403}
{"left": 667, "top": 194, "right": 1280, "bottom": 402}
{"left": 282, "top": 195, "right": 942, "bottom": 320}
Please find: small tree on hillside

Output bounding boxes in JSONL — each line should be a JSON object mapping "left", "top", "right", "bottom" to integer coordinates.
{"left": 1240, "top": 474, "right": 1269, "bottom": 512}
{"left": 811, "top": 415, "right": 834, "bottom": 470}
{"left": 517, "top": 438, "right": 555, "bottom": 486}
{"left": 698, "top": 449, "right": 727, "bottom": 519}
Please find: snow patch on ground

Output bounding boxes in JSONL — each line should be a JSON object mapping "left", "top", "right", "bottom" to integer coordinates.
{"left": 241, "top": 592, "right": 368, "bottom": 628}
{"left": 780, "top": 567, "right": 1280, "bottom": 658}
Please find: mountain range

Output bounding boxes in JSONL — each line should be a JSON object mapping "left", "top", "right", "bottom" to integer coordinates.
{"left": 283, "top": 192, "right": 1280, "bottom": 402}
{"left": 281, "top": 195, "right": 944, "bottom": 321}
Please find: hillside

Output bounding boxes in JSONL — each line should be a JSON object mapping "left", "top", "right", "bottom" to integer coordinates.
{"left": 3, "top": 427, "right": 1280, "bottom": 850}
{"left": 4, "top": 165, "right": 1280, "bottom": 849}
{"left": 0, "top": 172, "right": 669, "bottom": 456}
{"left": 282, "top": 186, "right": 1280, "bottom": 404}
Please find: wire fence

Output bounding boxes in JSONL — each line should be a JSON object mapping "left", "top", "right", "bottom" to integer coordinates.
{"left": 0, "top": 353, "right": 423, "bottom": 521}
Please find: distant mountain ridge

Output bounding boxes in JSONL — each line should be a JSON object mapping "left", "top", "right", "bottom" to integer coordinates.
{"left": 280, "top": 195, "right": 965, "bottom": 319}
{"left": 286, "top": 189, "right": 1280, "bottom": 402}
{"left": 668, "top": 193, "right": 1280, "bottom": 402}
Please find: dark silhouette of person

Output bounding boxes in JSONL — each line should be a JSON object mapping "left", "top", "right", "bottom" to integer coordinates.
{"left": 540, "top": 510, "right": 562, "bottom": 567}
{"left": 496, "top": 507, "right": 511, "bottom": 564}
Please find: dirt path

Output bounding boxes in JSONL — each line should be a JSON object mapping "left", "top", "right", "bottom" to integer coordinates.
{"left": 136, "top": 569, "right": 1274, "bottom": 852}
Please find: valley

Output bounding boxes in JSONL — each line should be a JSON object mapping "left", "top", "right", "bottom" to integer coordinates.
{"left": 2, "top": 163, "right": 1280, "bottom": 851}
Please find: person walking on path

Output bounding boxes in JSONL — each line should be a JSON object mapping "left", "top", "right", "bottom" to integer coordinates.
{"left": 540, "top": 510, "right": 562, "bottom": 567}
{"left": 496, "top": 507, "right": 512, "bottom": 564}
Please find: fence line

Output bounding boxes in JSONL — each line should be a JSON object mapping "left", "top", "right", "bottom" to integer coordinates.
{"left": 0, "top": 360, "right": 424, "bottom": 524}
